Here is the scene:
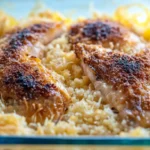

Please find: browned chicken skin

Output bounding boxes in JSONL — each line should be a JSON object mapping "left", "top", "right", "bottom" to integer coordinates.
{"left": 0, "top": 22, "right": 70, "bottom": 123}
{"left": 69, "top": 20, "right": 146, "bottom": 54}
{"left": 69, "top": 19, "right": 150, "bottom": 127}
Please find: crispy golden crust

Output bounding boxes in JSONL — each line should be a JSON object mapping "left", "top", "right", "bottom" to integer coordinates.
{"left": 75, "top": 43, "right": 150, "bottom": 127}
{"left": 0, "top": 22, "right": 62, "bottom": 63}
{"left": 0, "top": 23, "right": 70, "bottom": 123}
{"left": 3, "top": 62, "right": 57, "bottom": 100}
{"left": 69, "top": 19, "right": 128, "bottom": 47}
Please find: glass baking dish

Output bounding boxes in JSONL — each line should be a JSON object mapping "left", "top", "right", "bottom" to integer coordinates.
{"left": 0, "top": 0, "right": 150, "bottom": 149}
{"left": 0, "top": 136, "right": 149, "bottom": 149}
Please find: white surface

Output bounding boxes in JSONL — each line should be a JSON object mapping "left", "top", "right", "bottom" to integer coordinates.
{"left": 0, "top": 0, "right": 150, "bottom": 19}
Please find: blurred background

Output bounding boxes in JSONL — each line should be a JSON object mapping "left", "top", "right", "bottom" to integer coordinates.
{"left": 0, "top": 0, "right": 150, "bottom": 19}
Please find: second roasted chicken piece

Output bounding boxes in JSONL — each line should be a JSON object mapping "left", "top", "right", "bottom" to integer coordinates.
{"left": 69, "top": 19, "right": 150, "bottom": 127}
{"left": 69, "top": 19, "right": 146, "bottom": 54}
{"left": 0, "top": 22, "right": 70, "bottom": 123}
